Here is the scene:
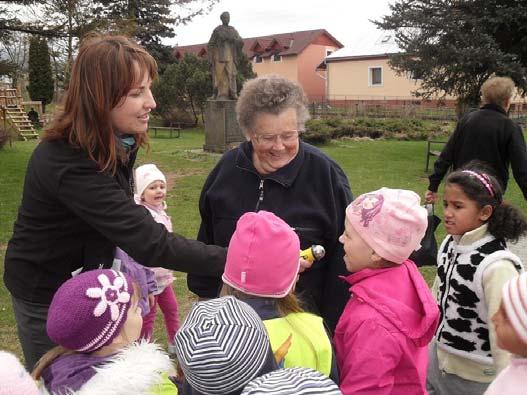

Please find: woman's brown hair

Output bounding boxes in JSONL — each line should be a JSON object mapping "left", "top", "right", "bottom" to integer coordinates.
{"left": 43, "top": 34, "right": 157, "bottom": 173}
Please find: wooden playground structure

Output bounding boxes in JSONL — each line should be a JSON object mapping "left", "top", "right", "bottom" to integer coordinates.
{"left": 0, "top": 87, "right": 39, "bottom": 141}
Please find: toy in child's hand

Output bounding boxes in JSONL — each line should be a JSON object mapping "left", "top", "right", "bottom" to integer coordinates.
{"left": 274, "top": 334, "right": 293, "bottom": 364}
{"left": 299, "top": 245, "right": 326, "bottom": 263}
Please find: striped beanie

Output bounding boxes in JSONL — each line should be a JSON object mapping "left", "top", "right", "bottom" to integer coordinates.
{"left": 47, "top": 269, "right": 134, "bottom": 352}
{"left": 242, "top": 367, "right": 342, "bottom": 394}
{"left": 175, "top": 296, "right": 274, "bottom": 394}
{"left": 0, "top": 351, "right": 40, "bottom": 395}
{"left": 502, "top": 272, "right": 527, "bottom": 345}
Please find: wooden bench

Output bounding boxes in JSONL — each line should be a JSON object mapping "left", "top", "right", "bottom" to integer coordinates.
{"left": 425, "top": 140, "right": 447, "bottom": 172}
{"left": 151, "top": 125, "right": 181, "bottom": 138}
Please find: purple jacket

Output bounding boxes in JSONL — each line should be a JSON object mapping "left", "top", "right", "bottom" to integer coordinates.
{"left": 334, "top": 260, "right": 439, "bottom": 395}
{"left": 114, "top": 248, "right": 156, "bottom": 316}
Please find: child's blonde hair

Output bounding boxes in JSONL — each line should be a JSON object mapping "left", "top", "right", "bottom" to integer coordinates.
{"left": 32, "top": 280, "right": 141, "bottom": 381}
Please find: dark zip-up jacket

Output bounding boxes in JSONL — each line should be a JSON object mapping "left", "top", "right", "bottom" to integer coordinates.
{"left": 187, "top": 140, "right": 353, "bottom": 332}
{"left": 4, "top": 139, "right": 226, "bottom": 304}
{"left": 428, "top": 103, "right": 527, "bottom": 199}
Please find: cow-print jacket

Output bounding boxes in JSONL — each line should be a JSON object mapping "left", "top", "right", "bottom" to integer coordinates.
{"left": 435, "top": 234, "right": 523, "bottom": 365}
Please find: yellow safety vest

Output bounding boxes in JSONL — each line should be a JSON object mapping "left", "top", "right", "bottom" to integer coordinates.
{"left": 264, "top": 312, "right": 332, "bottom": 377}
{"left": 150, "top": 373, "right": 178, "bottom": 395}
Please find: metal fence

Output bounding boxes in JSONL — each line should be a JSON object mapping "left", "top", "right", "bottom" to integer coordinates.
{"left": 308, "top": 96, "right": 527, "bottom": 126}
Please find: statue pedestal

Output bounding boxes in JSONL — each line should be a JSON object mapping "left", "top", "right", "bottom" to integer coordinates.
{"left": 203, "top": 99, "right": 244, "bottom": 153}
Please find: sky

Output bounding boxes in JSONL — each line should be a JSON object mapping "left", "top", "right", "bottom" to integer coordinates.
{"left": 168, "top": 0, "right": 393, "bottom": 48}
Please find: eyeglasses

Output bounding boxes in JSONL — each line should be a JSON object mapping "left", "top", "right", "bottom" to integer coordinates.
{"left": 252, "top": 130, "right": 302, "bottom": 146}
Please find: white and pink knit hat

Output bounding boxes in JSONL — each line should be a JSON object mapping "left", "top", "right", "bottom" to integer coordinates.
{"left": 502, "top": 272, "right": 527, "bottom": 345}
{"left": 346, "top": 188, "right": 427, "bottom": 264}
{"left": 0, "top": 351, "right": 40, "bottom": 395}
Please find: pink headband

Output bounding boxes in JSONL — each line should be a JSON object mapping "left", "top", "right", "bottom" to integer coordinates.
{"left": 462, "top": 170, "right": 496, "bottom": 198}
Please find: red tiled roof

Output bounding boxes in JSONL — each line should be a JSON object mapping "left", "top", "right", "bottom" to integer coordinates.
{"left": 173, "top": 29, "right": 343, "bottom": 59}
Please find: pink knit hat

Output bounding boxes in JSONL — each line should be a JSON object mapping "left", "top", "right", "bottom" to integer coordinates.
{"left": 222, "top": 211, "right": 300, "bottom": 298}
{"left": 346, "top": 188, "right": 427, "bottom": 264}
{"left": 0, "top": 351, "right": 40, "bottom": 395}
{"left": 47, "top": 269, "right": 134, "bottom": 352}
{"left": 502, "top": 272, "right": 527, "bottom": 345}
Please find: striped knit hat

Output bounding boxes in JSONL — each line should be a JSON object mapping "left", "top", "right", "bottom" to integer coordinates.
{"left": 175, "top": 296, "right": 275, "bottom": 394}
{"left": 47, "top": 269, "right": 134, "bottom": 352}
{"left": 241, "top": 367, "right": 342, "bottom": 394}
{"left": 502, "top": 272, "right": 527, "bottom": 345}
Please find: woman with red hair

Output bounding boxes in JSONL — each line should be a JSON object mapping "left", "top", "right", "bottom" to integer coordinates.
{"left": 3, "top": 34, "right": 226, "bottom": 370}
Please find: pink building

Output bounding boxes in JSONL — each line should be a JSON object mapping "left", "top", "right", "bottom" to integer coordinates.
{"left": 174, "top": 29, "right": 343, "bottom": 101}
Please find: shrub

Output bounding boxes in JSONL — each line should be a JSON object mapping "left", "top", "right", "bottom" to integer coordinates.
{"left": 303, "top": 117, "right": 453, "bottom": 143}
{"left": 302, "top": 119, "right": 336, "bottom": 144}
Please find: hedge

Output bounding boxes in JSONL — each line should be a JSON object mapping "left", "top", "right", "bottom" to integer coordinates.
{"left": 302, "top": 117, "right": 454, "bottom": 144}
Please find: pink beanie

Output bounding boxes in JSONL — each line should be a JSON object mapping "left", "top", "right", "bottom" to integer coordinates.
{"left": 222, "top": 211, "right": 300, "bottom": 298}
{"left": 502, "top": 272, "right": 527, "bottom": 345}
{"left": 0, "top": 351, "right": 40, "bottom": 395}
{"left": 346, "top": 188, "right": 427, "bottom": 264}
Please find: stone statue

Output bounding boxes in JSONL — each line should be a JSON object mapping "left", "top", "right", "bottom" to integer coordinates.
{"left": 207, "top": 12, "right": 244, "bottom": 100}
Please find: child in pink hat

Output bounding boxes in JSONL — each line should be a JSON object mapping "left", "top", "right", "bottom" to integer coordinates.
{"left": 0, "top": 351, "right": 40, "bottom": 395}
{"left": 334, "top": 188, "right": 440, "bottom": 394}
{"left": 221, "top": 210, "right": 339, "bottom": 384}
{"left": 113, "top": 163, "right": 180, "bottom": 354}
{"left": 32, "top": 269, "right": 176, "bottom": 394}
{"left": 485, "top": 272, "right": 527, "bottom": 395}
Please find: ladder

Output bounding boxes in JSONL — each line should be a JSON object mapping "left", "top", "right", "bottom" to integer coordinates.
{"left": 0, "top": 88, "right": 39, "bottom": 141}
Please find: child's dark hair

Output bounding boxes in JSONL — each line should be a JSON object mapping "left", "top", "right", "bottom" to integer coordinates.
{"left": 446, "top": 161, "right": 527, "bottom": 242}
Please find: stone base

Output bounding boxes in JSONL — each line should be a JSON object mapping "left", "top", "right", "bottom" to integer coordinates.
{"left": 203, "top": 99, "right": 244, "bottom": 153}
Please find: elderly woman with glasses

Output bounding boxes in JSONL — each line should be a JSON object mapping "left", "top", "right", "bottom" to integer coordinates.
{"left": 188, "top": 75, "right": 353, "bottom": 332}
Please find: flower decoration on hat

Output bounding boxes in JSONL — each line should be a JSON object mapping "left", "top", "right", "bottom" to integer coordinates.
{"left": 351, "top": 193, "right": 384, "bottom": 227}
{"left": 86, "top": 273, "right": 130, "bottom": 321}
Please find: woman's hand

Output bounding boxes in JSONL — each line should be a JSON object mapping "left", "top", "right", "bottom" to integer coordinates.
{"left": 425, "top": 190, "right": 438, "bottom": 204}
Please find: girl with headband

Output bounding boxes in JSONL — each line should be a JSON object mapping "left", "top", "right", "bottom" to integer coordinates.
{"left": 427, "top": 161, "right": 527, "bottom": 394}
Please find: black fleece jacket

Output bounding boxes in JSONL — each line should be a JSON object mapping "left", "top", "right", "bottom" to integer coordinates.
{"left": 187, "top": 140, "right": 353, "bottom": 332}
{"left": 428, "top": 103, "right": 527, "bottom": 200}
{"left": 4, "top": 139, "right": 226, "bottom": 304}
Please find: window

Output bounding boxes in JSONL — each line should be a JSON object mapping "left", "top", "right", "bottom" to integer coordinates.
{"left": 326, "top": 49, "right": 333, "bottom": 57}
{"left": 272, "top": 53, "right": 282, "bottom": 62}
{"left": 407, "top": 70, "right": 422, "bottom": 81}
{"left": 254, "top": 55, "right": 263, "bottom": 63}
{"left": 368, "top": 67, "right": 383, "bottom": 86}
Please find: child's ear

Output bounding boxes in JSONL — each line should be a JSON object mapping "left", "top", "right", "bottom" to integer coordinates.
{"left": 479, "top": 204, "right": 493, "bottom": 222}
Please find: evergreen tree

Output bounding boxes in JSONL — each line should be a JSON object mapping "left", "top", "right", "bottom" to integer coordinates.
{"left": 376, "top": 0, "right": 527, "bottom": 111}
{"left": 28, "top": 36, "right": 54, "bottom": 112}
{"left": 153, "top": 53, "right": 212, "bottom": 125}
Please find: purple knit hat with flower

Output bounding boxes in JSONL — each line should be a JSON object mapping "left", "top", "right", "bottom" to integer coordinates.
{"left": 47, "top": 269, "right": 134, "bottom": 352}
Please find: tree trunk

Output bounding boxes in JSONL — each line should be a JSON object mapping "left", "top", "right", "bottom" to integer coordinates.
{"left": 455, "top": 96, "right": 480, "bottom": 119}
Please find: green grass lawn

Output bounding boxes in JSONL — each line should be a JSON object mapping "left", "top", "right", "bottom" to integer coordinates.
{"left": 1, "top": 129, "right": 525, "bottom": 361}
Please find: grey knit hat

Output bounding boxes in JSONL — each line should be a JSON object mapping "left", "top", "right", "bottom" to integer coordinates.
{"left": 241, "top": 367, "right": 342, "bottom": 394}
{"left": 175, "top": 296, "right": 272, "bottom": 395}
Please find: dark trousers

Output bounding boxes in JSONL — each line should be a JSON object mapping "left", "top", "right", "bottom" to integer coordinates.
{"left": 11, "top": 296, "right": 55, "bottom": 371}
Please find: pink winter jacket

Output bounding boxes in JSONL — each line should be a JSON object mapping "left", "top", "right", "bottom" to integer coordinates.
{"left": 334, "top": 260, "right": 440, "bottom": 395}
